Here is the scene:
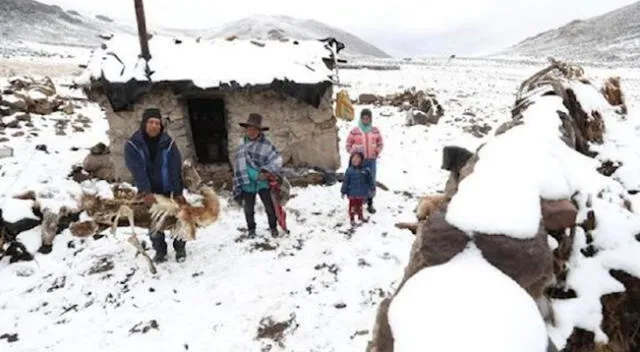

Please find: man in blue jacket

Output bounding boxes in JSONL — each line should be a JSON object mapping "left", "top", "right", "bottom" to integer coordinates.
{"left": 124, "top": 108, "right": 186, "bottom": 263}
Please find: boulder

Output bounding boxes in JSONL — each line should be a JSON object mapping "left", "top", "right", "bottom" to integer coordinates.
{"left": 541, "top": 199, "right": 577, "bottom": 231}
{"left": 0, "top": 94, "right": 28, "bottom": 112}
{"left": 358, "top": 93, "right": 380, "bottom": 104}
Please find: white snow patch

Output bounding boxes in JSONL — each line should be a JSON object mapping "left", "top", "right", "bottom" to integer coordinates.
{"left": 389, "top": 245, "right": 551, "bottom": 352}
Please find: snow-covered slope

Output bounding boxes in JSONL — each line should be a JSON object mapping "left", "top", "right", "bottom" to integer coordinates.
{"left": 0, "top": 0, "right": 133, "bottom": 51}
{"left": 497, "top": 1, "right": 640, "bottom": 64}
{"left": 204, "top": 15, "right": 390, "bottom": 58}
{"left": 0, "top": 0, "right": 195, "bottom": 58}
{"left": 0, "top": 58, "right": 639, "bottom": 351}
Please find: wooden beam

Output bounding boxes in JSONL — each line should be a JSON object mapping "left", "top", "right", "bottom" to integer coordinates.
{"left": 134, "top": 0, "right": 151, "bottom": 61}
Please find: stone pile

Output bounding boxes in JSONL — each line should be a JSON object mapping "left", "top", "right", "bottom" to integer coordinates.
{"left": 357, "top": 88, "right": 445, "bottom": 126}
{"left": 0, "top": 75, "right": 88, "bottom": 138}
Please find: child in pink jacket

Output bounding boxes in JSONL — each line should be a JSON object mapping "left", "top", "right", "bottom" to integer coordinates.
{"left": 345, "top": 108, "right": 383, "bottom": 213}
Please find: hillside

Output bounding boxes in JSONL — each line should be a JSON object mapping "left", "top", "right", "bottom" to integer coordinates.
{"left": 0, "top": 0, "right": 197, "bottom": 58}
{"left": 204, "top": 15, "right": 391, "bottom": 58}
{"left": 0, "top": 0, "right": 134, "bottom": 47}
{"left": 498, "top": 1, "right": 640, "bottom": 64}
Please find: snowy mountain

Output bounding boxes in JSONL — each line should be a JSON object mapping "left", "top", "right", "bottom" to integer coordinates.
{"left": 0, "top": 0, "right": 133, "bottom": 48}
{"left": 204, "top": 15, "right": 391, "bottom": 58}
{"left": 497, "top": 1, "right": 640, "bottom": 64}
{"left": 0, "top": 0, "right": 194, "bottom": 57}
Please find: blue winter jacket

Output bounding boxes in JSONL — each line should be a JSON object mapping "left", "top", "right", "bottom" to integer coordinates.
{"left": 341, "top": 165, "right": 374, "bottom": 198}
{"left": 124, "top": 130, "right": 184, "bottom": 196}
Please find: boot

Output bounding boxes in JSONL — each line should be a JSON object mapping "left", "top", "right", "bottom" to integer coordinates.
{"left": 173, "top": 239, "right": 186, "bottom": 263}
{"left": 367, "top": 198, "right": 376, "bottom": 214}
{"left": 247, "top": 228, "right": 257, "bottom": 238}
{"left": 150, "top": 232, "right": 167, "bottom": 263}
{"left": 270, "top": 228, "right": 279, "bottom": 238}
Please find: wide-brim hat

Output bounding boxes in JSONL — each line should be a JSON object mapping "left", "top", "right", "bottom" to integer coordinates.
{"left": 239, "top": 113, "right": 269, "bottom": 131}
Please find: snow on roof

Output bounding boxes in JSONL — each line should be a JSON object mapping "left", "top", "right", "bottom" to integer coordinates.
{"left": 75, "top": 34, "right": 336, "bottom": 88}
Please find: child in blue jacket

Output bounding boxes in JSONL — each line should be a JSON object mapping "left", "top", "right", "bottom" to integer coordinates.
{"left": 341, "top": 150, "right": 375, "bottom": 226}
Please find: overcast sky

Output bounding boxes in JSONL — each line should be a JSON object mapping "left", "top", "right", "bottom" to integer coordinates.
{"left": 39, "top": 0, "right": 638, "bottom": 56}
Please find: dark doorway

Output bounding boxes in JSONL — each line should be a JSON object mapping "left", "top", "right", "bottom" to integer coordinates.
{"left": 186, "top": 98, "right": 228, "bottom": 164}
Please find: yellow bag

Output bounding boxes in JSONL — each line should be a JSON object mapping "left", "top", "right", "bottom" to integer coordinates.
{"left": 335, "top": 89, "right": 355, "bottom": 121}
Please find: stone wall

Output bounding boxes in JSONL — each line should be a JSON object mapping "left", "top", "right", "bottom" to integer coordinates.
{"left": 90, "top": 84, "right": 339, "bottom": 184}
{"left": 89, "top": 85, "right": 194, "bottom": 184}
{"left": 224, "top": 87, "right": 340, "bottom": 170}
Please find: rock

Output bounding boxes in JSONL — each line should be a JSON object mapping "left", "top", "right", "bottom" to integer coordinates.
{"left": 9, "top": 76, "right": 35, "bottom": 90}
{"left": 5, "top": 119, "right": 20, "bottom": 128}
{"left": 597, "top": 161, "right": 620, "bottom": 177}
{"left": 0, "top": 137, "right": 9, "bottom": 143}
{"left": 61, "top": 102, "right": 74, "bottom": 115}
{"left": 474, "top": 225, "right": 554, "bottom": 299}
{"left": 31, "top": 97, "right": 61, "bottom": 115}
{"left": 463, "top": 123, "right": 492, "bottom": 138}
{"left": 76, "top": 114, "right": 91, "bottom": 123}
{"left": 72, "top": 126, "right": 85, "bottom": 133}
{"left": 600, "top": 76, "right": 627, "bottom": 115}
{"left": 30, "top": 83, "right": 56, "bottom": 97}
{"left": 358, "top": 93, "right": 380, "bottom": 104}
{"left": 90, "top": 142, "right": 109, "bottom": 155}
{"left": 0, "top": 94, "right": 28, "bottom": 112}
{"left": 541, "top": 199, "right": 577, "bottom": 231}
{"left": 11, "top": 131, "right": 25, "bottom": 137}
{"left": 0, "top": 105, "right": 10, "bottom": 116}
{"left": 83, "top": 154, "right": 113, "bottom": 173}
{"left": 56, "top": 129, "right": 66, "bottom": 136}
{"left": 14, "top": 113, "right": 30, "bottom": 122}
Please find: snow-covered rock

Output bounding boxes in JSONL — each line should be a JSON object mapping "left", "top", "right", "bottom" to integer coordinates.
{"left": 388, "top": 246, "right": 553, "bottom": 352}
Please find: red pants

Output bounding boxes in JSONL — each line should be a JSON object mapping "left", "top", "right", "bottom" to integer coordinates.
{"left": 348, "top": 198, "right": 365, "bottom": 221}
{"left": 274, "top": 203, "right": 287, "bottom": 231}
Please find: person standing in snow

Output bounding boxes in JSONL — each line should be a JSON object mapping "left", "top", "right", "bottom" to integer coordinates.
{"left": 341, "top": 150, "right": 375, "bottom": 227}
{"left": 345, "top": 108, "right": 383, "bottom": 213}
{"left": 232, "top": 113, "right": 283, "bottom": 238}
{"left": 124, "top": 108, "right": 187, "bottom": 263}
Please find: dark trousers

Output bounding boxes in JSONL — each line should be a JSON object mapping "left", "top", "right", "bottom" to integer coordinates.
{"left": 243, "top": 189, "right": 278, "bottom": 230}
{"left": 149, "top": 232, "right": 185, "bottom": 255}
{"left": 363, "top": 158, "right": 377, "bottom": 205}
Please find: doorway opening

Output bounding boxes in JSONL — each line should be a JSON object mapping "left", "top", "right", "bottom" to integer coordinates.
{"left": 186, "top": 98, "right": 228, "bottom": 164}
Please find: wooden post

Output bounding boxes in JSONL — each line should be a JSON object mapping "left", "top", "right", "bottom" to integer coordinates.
{"left": 134, "top": 0, "right": 151, "bottom": 60}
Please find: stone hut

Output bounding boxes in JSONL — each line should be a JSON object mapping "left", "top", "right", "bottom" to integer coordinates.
{"left": 75, "top": 35, "right": 343, "bottom": 187}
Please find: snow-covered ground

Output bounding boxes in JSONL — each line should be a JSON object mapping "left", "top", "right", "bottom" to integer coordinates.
{"left": 1, "top": 57, "right": 639, "bottom": 351}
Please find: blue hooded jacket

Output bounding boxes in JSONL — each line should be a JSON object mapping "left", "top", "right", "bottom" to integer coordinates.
{"left": 124, "top": 115, "right": 184, "bottom": 196}
{"left": 341, "top": 151, "right": 374, "bottom": 198}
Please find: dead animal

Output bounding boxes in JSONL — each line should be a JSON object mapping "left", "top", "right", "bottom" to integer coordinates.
{"left": 69, "top": 161, "right": 220, "bottom": 273}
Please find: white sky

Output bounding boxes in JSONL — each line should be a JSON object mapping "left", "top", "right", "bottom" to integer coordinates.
{"left": 39, "top": 0, "right": 638, "bottom": 56}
